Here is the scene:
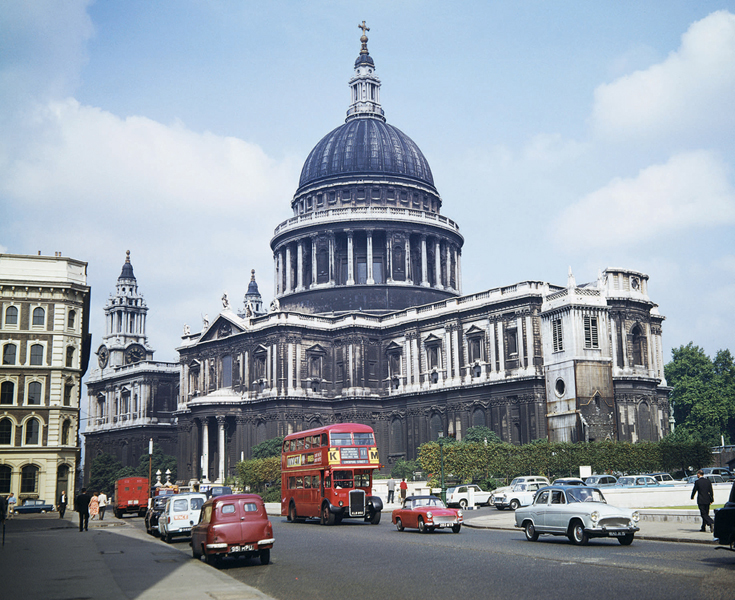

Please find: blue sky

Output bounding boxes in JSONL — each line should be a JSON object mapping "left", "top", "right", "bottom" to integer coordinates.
{"left": 1, "top": 1, "right": 734, "bottom": 366}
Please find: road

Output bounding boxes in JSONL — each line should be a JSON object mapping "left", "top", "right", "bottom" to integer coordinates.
{"left": 133, "top": 509, "right": 735, "bottom": 600}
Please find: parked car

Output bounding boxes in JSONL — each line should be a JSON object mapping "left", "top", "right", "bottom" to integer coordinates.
{"left": 491, "top": 476, "right": 550, "bottom": 508}
{"left": 514, "top": 485, "right": 640, "bottom": 545}
{"left": 191, "top": 493, "right": 274, "bottom": 566}
{"left": 204, "top": 485, "right": 233, "bottom": 499}
{"left": 583, "top": 475, "right": 617, "bottom": 487}
{"left": 646, "top": 472, "right": 683, "bottom": 485}
{"left": 493, "top": 481, "right": 545, "bottom": 511}
{"left": 14, "top": 499, "right": 54, "bottom": 514}
{"left": 145, "top": 495, "right": 170, "bottom": 536}
{"left": 615, "top": 476, "right": 660, "bottom": 487}
{"left": 702, "top": 468, "right": 734, "bottom": 481}
{"left": 158, "top": 493, "right": 207, "bottom": 543}
{"left": 445, "top": 484, "right": 492, "bottom": 508}
{"left": 552, "top": 478, "right": 586, "bottom": 486}
{"left": 392, "top": 495, "right": 463, "bottom": 533}
{"left": 685, "top": 474, "right": 725, "bottom": 484}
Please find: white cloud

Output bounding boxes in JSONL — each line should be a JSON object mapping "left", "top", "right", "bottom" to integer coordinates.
{"left": 591, "top": 10, "right": 735, "bottom": 142}
{"left": 552, "top": 150, "right": 735, "bottom": 251}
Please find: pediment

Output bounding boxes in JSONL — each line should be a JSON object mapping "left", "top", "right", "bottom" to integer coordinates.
{"left": 306, "top": 343, "right": 328, "bottom": 355}
{"left": 423, "top": 333, "right": 442, "bottom": 345}
{"left": 198, "top": 313, "right": 246, "bottom": 343}
{"left": 465, "top": 325, "right": 485, "bottom": 337}
{"left": 386, "top": 341, "right": 403, "bottom": 353}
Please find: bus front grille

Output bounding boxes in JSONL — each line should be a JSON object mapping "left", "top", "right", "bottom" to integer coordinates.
{"left": 349, "top": 490, "right": 366, "bottom": 516}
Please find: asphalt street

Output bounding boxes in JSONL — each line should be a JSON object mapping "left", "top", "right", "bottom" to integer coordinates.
{"left": 143, "top": 509, "right": 735, "bottom": 600}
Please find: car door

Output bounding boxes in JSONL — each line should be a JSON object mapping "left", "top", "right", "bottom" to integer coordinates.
{"left": 238, "top": 498, "right": 269, "bottom": 548}
{"left": 545, "top": 489, "right": 569, "bottom": 532}
{"left": 529, "top": 489, "right": 550, "bottom": 530}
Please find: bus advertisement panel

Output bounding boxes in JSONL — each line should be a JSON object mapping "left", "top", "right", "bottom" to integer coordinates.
{"left": 281, "top": 423, "right": 383, "bottom": 525}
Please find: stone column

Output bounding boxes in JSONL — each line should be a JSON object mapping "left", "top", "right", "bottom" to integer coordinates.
{"left": 445, "top": 244, "right": 452, "bottom": 290}
{"left": 420, "top": 235, "right": 429, "bottom": 287}
{"left": 201, "top": 419, "right": 209, "bottom": 482}
{"left": 217, "top": 415, "right": 226, "bottom": 483}
{"left": 296, "top": 240, "right": 304, "bottom": 291}
{"left": 328, "top": 233, "right": 336, "bottom": 286}
{"left": 366, "top": 230, "right": 374, "bottom": 285}
{"left": 405, "top": 238, "right": 411, "bottom": 283}
{"left": 412, "top": 336, "right": 420, "bottom": 387}
{"left": 610, "top": 318, "right": 619, "bottom": 370}
{"left": 287, "top": 342, "right": 294, "bottom": 395}
{"left": 525, "top": 315, "right": 534, "bottom": 372}
{"left": 498, "top": 321, "right": 506, "bottom": 372}
{"left": 295, "top": 343, "right": 301, "bottom": 391}
{"left": 457, "top": 248, "right": 463, "bottom": 294}
{"left": 404, "top": 337, "right": 412, "bottom": 386}
{"left": 386, "top": 236, "right": 394, "bottom": 283}
{"left": 346, "top": 231, "right": 355, "bottom": 285}
{"left": 311, "top": 235, "right": 318, "bottom": 288}
{"left": 285, "top": 245, "right": 292, "bottom": 293}
{"left": 243, "top": 350, "right": 250, "bottom": 391}
{"left": 488, "top": 321, "right": 497, "bottom": 373}
{"left": 620, "top": 319, "right": 629, "bottom": 368}
{"left": 452, "top": 328, "right": 461, "bottom": 384}
{"left": 444, "top": 328, "right": 452, "bottom": 380}
{"left": 274, "top": 252, "right": 279, "bottom": 296}
{"left": 516, "top": 316, "right": 525, "bottom": 369}
{"left": 645, "top": 323, "right": 654, "bottom": 376}
{"left": 435, "top": 240, "right": 442, "bottom": 289}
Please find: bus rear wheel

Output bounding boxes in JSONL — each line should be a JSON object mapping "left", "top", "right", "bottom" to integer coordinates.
{"left": 289, "top": 503, "right": 303, "bottom": 523}
{"left": 321, "top": 504, "right": 335, "bottom": 526}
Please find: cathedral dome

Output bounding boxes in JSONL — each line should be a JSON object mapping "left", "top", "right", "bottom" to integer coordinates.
{"left": 297, "top": 118, "right": 435, "bottom": 191}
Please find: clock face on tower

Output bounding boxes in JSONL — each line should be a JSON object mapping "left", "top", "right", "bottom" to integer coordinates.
{"left": 125, "top": 344, "right": 146, "bottom": 365}
{"left": 97, "top": 345, "right": 109, "bottom": 369}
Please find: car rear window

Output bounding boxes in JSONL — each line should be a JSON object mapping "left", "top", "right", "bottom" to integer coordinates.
{"left": 191, "top": 497, "right": 204, "bottom": 510}
{"left": 173, "top": 499, "right": 188, "bottom": 512}
{"left": 221, "top": 504, "right": 236, "bottom": 514}
{"left": 243, "top": 503, "right": 258, "bottom": 512}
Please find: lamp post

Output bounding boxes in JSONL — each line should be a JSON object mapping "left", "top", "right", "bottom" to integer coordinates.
{"left": 148, "top": 438, "right": 153, "bottom": 501}
{"left": 438, "top": 434, "right": 446, "bottom": 504}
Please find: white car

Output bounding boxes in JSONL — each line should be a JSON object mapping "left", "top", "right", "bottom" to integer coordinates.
{"left": 445, "top": 484, "right": 492, "bottom": 508}
{"left": 158, "top": 493, "right": 207, "bottom": 543}
{"left": 515, "top": 484, "right": 640, "bottom": 545}
{"left": 491, "top": 476, "right": 550, "bottom": 509}
{"left": 493, "top": 481, "right": 545, "bottom": 511}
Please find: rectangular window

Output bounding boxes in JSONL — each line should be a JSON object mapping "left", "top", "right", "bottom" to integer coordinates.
{"left": 222, "top": 355, "right": 233, "bottom": 388}
{"left": 427, "top": 346, "right": 439, "bottom": 370}
{"left": 3, "top": 344, "right": 16, "bottom": 365}
{"left": 552, "top": 318, "right": 563, "bottom": 352}
{"left": 584, "top": 316, "right": 599, "bottom": 349}
{"left": 506, "top": 329, "right": 518, "bottom": 356}
{"left": 468, "top": 338, "right": 482, "bottom": 362}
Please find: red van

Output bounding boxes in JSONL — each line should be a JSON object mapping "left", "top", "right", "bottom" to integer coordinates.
{"left": 191, "top": 494, "right": 274, "bottom": 566}
{"left": 114, "top": 476, "right": 149, "bottom": 518}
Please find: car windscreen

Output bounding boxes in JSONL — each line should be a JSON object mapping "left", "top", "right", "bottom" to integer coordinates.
{"left": 566, "top": 488, "right": 606, "bottom": 503}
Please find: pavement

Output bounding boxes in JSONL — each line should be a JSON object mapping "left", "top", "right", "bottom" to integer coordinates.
{"left": 0, "top": 505, "right": 726, "bottom": 600}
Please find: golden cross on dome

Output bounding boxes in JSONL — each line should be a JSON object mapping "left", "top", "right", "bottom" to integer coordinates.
{"left": 358, "top": 21, "right": 370, "bottom": 36}
{"left": 358, "top": 21, "right": 370, "bottom": 54}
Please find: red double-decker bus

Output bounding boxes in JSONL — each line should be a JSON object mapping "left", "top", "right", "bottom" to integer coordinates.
{"left": 281, "top": 423, "right": 383, "bottom": 525}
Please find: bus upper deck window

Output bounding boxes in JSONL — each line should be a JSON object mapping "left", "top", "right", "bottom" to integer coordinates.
{"left": 353, "top": 432, "right": 375, "bottom": 445}
{"left": 297, "top": 438, "right": 304, "bottom": 450}
{"left": 331, "top": 433, "right": 352, "bottom": 446}
{"left": 289, "top": 440, "right": 296, "bottom": 451}
{"left": 321, "top": 433, "right": 328, "bottom": 446}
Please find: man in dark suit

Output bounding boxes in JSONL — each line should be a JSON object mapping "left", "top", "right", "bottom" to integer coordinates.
{"left": 75, "top": 488, "right": 91, "bottom": 532}
{"left": 691, "top": 470, "right": 715, "bottom": 532}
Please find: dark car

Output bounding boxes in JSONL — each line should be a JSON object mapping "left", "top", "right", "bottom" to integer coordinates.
{"left": 204, "top": 485, "right": 233, "bottom": 499}
{"left": 145, "top": 495, "right": 169, "bottom": 535}
{"left": 14, "top": 499, "right": 54, "bottom": 514}
{"left": 191, "top": 494, "right": 273, "bottom": 566}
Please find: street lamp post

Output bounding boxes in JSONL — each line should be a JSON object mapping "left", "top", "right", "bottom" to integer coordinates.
{"left": 438, "top": 434, "right": 446, "bottom": 504}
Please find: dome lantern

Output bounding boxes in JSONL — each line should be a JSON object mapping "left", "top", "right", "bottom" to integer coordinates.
{"left": 346, "top": 21, "right": 385, "bottom": 123}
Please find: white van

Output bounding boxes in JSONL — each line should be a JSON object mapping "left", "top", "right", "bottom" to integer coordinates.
{"left": 158, "top": 493, "right": 207, "bottom": 543}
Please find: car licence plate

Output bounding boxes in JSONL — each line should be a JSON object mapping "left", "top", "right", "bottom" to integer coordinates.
{"left": 231, "top": 544, "right": 255, "bottom": 552}
{"left": 609, "top": 531, "right": 626, "bottom": 536}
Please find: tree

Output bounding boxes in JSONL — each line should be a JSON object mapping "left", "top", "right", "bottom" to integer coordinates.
{"left": 134, "top": 444, "right": 177, "bottom": 483}
{"left": 252, "top": 436, "right": 284, "bottom": 459}
{"left": 665, "top": 343, "right": 735, "bottom": 445}
{"left": 88, "top": 453, "right": 125, "bottom": 494}
{"left": 390, "top": 459, "right": 420, "bottom": 480}
{"left": 463, "top": 426, "right": 501, "bottom": 445}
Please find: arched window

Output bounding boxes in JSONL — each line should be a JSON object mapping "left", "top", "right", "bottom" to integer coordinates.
{"left": 0, "top": 418, "right": 12, "bottom": 445}
{"left": 67, "top": 310, "right": 76, "bottom": 329}
{"left": 0, "top": 464, "right": 11, "bottom": 494}
{"left": 472, "top": 408, "right": 485, "bottom": 428}
{"left": 61, "top": 420, "right": 71, "bottom": 445}
{"left": 430, "top": 414, "right": 443, "bottom": 441}
{"left": 222, "top": 355, "right": 233, "bottom": 388}
{"left": 20, "top": 465, "right": 39, "bottom": 493}
{"left": 32, "top": 307, "right": 45, "bottom": 326}
{"left": 1, "top": 381, "right": 14, "bottom": 404}
{"left": 64, "top": 381, "right": 74, "bottom": 406}
{"left": 390, "top": 418, "right": 403, "bottom": 453}
{"left": 256, "top": 421, "right": 267, "bottom": 445}
{"left": 5, "top": 306, "right": 18, "bottom": 325}
{"left": 66, "top": 346, "right": 75, "bottom": 368}
{"left": 638, "top": 402, "right": 653, "bottom": 441}
{"left": 27, "top": 381, "right": 42, "bottom": 405}
{"left": 30, "top": 344, "right": 44, "bottom": 366}
{"left": 2, "top": 344, "right": 16, "bottom": 365}
{"left": 25, "top": 418, "right": 40, "bottom": 445}
{"left": 631, "top": 325, "right": 646, "bottom": 367}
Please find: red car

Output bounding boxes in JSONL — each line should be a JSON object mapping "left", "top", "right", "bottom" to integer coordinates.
{"left": 191, "top": 494, "right": 274, "bottom": 566}
{"left": 391, "top": 495, "right": 463, "bottom": 533}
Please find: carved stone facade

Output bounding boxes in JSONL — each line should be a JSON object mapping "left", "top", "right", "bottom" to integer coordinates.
{"left": 173, "top": 32, "right": 671, "bottom": 484}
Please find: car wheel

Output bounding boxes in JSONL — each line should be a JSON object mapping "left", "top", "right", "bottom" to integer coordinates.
{"left": 205, "top": 553, "right": 219, "bottom": 567}
{"left": 509, "top": 499, "right": 520, "bottom": 511}
{"left": 165, "top": 532, "right": 172, "bottom": 544}
{"left": 320, "top": 504, "right": 335, "bottom": 526}
{"left": 524, "top": 521, "right": 539, "bottom": 542}
{"left": 418, "top": 517, "right": 427, "bottom": 533}
{"left": 459, "top": 499, "right": 468, "bottom": 509}
{"left": 618, "top": 534, "right": 634, "bottom": 546}
{"left": 260, "top": 549, "right": 271, "bottom": 565}
{"left": 452, "top": 524, "right": 462, "bottom": 534}
{"left": 192, "top": 543, "right": 202, "bottom": 559}
{"left": 395, "top": 517, "right": 404, "bottom": 532}
{"left": 570, "top": 520, "right": 589, "bottom": 546}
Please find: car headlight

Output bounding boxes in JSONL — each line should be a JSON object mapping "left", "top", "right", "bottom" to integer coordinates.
{"left": 631, "top": 511, "right": 640, "bottom": 523}
{"left": 457, "top": 510, "right": 463, "bottom": 518}
{"left": 426, "top": 512, "right": 433, "bottom": 520}
{"left": 590, "top": 511, "right": 600, "bottom": 524}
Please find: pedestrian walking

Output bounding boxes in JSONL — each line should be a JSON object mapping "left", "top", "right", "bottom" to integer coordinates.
{"left": 89, "top": 492, "right": 100, "bottom": 520}
{"left": 58, "top": 490, "right": 68, "bottom": 518}
{"left": 98, "top": 491, "right": 108, "bottom": 521}
{"left": 691, "top": 470, "right": 715, "bottom": 532}
{"left": 399, "top": 478, "right": 408, "bottom": 502}
{"left": 387, "top": 477, "right": 396, "bottom": 504}
{"left": 1, "top": 493, "right": 6, "bottom": 547}
{"left": 75, "top": 488, "right": 91, "bottom": 532}
{"left": 7, "top": 492, "right": 16, "bottom": 518}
